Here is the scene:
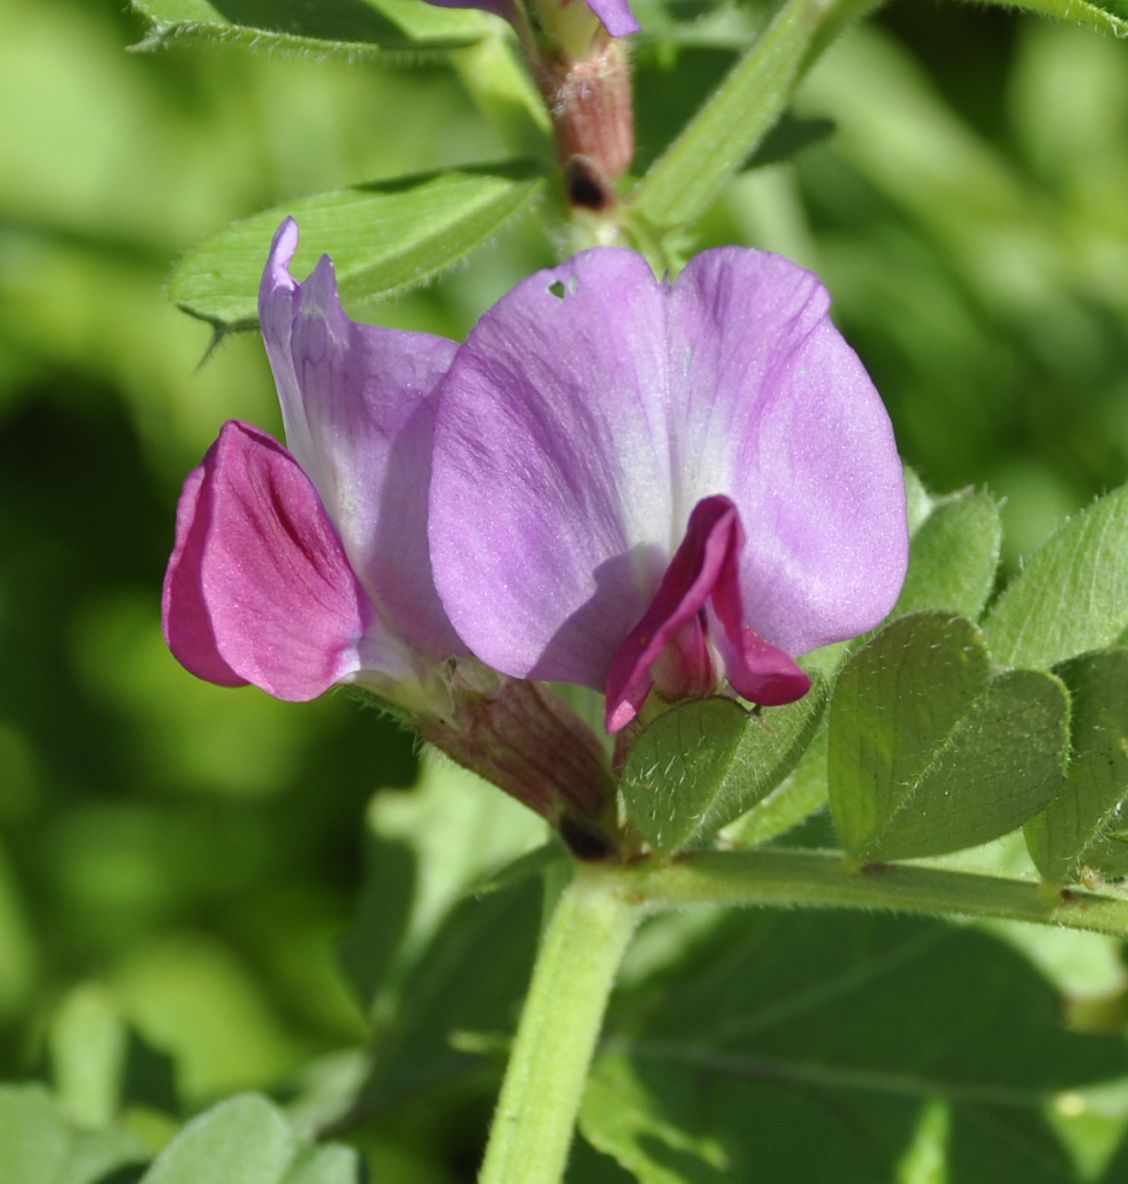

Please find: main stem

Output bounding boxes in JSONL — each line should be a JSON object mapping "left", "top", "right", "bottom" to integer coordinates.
{"left": 478, "top": 865, "right": 639, "bottom": 1184}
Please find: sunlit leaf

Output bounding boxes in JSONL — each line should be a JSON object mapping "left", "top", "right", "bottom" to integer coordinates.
{"left": 0, "top": 1085, "right": 145, "bottom": 1184}
{"left": 629, "top": 0, "right": 881, "bottom": 231}
{"left": 970, "top": 0, "right": 1128, "bottom": 39}
{"left": 140, "top": 1094, "right": 361, "bottom": 1183}
{"left": 893, "top": 487, "right": 1002, "bottom": 621}
{"left": 130, "top": 0, "right": 494, "bottom": 58}
{"left": 1025, "top": 649, "right": 1128, "bottom": 888}
{"left": 829, "top": 613, "right": 1069, "bottom": 861}
{"left": 721, "top": 723, "right": 829, "bottom": 849}
{"left": 170, "top": 161, "right": 547, "bottom": 331}
{"left": 984, "top": 484, "right": 1128, "bottom": 670}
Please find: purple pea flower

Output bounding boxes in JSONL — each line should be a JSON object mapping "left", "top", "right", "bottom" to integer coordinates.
{"left": 163, "top": 219, "right": 615, "bottom": 828}
{"left": 164, "top": 218, "right": 462, "bottom": 712}
{"left": 428, "top": 248, "right": 909, "bottom": 734}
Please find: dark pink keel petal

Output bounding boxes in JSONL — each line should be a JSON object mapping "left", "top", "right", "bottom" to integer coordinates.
{"left": 161, "top": 420, "right": 373, "bottom": 702}
{"left": 605, "top": 496, "right": 809, "bottom": 733}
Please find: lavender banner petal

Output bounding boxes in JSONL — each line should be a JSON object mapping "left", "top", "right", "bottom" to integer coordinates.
{"left": 431, "top": 249, "right": 676, "bottom": 688}
{"left": 260, "top": 219, "right": 463, "bottom": 657}
{"left": 432, "top": 246, "right": 906, "bottom": 693}
{"left": 669, "top": 249, "right": 908, "bottom": 656}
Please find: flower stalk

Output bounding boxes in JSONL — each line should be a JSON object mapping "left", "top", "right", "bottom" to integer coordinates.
{"left": 475, "top": 844, "right": 1128, "bottom": 1184}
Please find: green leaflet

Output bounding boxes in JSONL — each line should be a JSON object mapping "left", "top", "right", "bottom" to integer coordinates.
{"left": 580, "top": 1054, "right": 729, "bottom": 1182}
{"left": 130, "top": 0, "right": 493, "bottom": 59}
{"left": 170, "top": 161, "right": 546, "bottom": 332}
{"left": 721, "top": 724, "right": 830, "bottom": 849}
{"left": 621, "top": 677, "right": 828, "bottom": 853}
{"left": 45, "top": 984, "right": 173, "bottom": 1129}
{"left": 629, "top": 0, "right": 883, "bottom": 233}
{"left": 892, "top": 487, "right": 1002, "bottom": 621}
{"left": 903, "top": 465, "right": 934, "bottom": 535}
{"left": 829, "top": 613, "right": 1069, "bottom": 862}
{"left": 140, "top": 1094, "right": 361, "bottom": 1183}
{"left": 984, "top": 484, "right": 1128, "bottom": 670}
{"left": 0, "top": 1085, "right": 145, "bottom": 1184}
{"left": 1025, "top": 649, "right": 1128, "bottom": 888}
{"left": 972, "top": 0, "right": 1128, "bottom": 38}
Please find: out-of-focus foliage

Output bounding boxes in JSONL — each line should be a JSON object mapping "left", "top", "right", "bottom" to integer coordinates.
{"left": 1, "top": 0, "right": 1126, "bottom": 1178}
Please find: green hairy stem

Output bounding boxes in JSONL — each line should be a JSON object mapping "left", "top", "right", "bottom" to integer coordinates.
{"left": 482, "top": 845, "right": 1128, "bottom": 1182}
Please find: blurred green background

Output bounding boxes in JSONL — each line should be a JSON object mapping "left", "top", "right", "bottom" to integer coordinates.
{"left": 0, "top": 0, "right": 1126, "bottom": 1168}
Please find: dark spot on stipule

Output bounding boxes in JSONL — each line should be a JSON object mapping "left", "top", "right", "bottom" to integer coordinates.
{"left": 560, "top": 815, "right": 618, "bottom": 862}
{"left": 565, "top": 156, "right": 612, "bottom": 211}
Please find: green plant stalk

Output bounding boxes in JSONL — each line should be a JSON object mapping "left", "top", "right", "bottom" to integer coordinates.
{"left": 478, "top": 846, "right": 1128, "bottom": 1182}
{"left": 625, "top": 847, "right": 1128, "bottom": 937}
{"left": 629, "top": 0, "right": 883, "bottom": 233}
{"left": 478, "top": 865, "right": 639, "bottom": 1184}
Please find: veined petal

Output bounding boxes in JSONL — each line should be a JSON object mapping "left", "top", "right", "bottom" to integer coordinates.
{"left": 259, "top": 219, "right": 462, "bottom": 657}
{"left": 605, "top": 496, "right": 808, "bottom": 732}
{"left": 162, "top": 420, "right": 383, "bottom": 702}
{"left": 431, "top": 250, "right": 675, "bottom": 688}
{"left": 667, "top": 248, "right": 908, "bottom": 654}
{"left": 432, "top": 246, "right": 906, "bottom": 697}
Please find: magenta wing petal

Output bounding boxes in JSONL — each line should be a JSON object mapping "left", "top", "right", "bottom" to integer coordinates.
{"left": 605, "top": 496, "right": 809, "bottom": 732}
{"left": 162, "top": 420, "right": 376, "bottom": 702}
{"left": 431, "top": 249, "right": 675, "bottom": 688}
{"left": 259, "top": 219, "right": 463, "bottom": 658}
{"left": 162, "top": 464, "right": 248, "bottom": 690}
